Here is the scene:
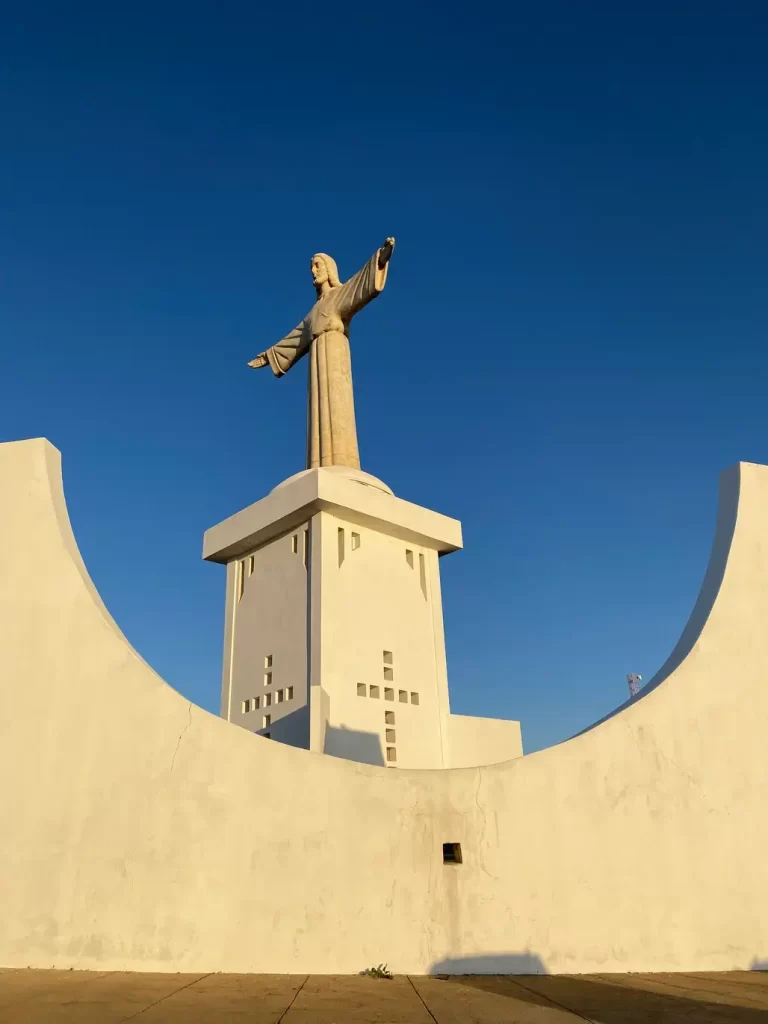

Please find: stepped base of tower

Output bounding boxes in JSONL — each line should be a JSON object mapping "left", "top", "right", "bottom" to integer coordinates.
{"left": 203, "top": 468, "right": 523, "bottom": 768}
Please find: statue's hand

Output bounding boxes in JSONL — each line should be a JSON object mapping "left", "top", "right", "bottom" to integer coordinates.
{"left": 248, "top": 353, "right": 269, "bottom": 369}
{"left": 378, "top": 236, "right": 395, "bottom": 269}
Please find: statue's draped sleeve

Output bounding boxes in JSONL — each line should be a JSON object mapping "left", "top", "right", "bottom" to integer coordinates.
{"left": 333, "top": 249, "right": 390, "bottom": 322}
{"left": 264, "top": 322, "right": 308, "bottom": 377}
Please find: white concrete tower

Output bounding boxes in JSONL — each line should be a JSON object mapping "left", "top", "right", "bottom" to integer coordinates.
{"left": 204, "top": 466, "right": 521, "bottom": 769}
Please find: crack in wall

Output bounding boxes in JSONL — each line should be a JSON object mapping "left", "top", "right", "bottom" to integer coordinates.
{"left": 170, "top": 703, "right": 193, "bottom": 772}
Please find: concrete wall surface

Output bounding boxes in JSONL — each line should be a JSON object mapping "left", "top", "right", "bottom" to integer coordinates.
{"left": 1, "top": 437, "right": 767, "bottom": 975}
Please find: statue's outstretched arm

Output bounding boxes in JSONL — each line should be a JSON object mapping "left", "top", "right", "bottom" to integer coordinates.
{"left": 335, "top": 238, "right": 395, "bottom": 321}
{"left": 248, "top": 322, "right": 308, "bottom": 377}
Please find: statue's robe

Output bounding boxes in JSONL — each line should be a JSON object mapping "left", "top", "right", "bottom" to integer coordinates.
{"left": 263, "top": 249, "right": 389, "bottom": 470}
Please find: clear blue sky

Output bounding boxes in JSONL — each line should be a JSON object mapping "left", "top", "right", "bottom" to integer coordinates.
{"left": 2, "top": 2, "right": 766, "bottom": 752}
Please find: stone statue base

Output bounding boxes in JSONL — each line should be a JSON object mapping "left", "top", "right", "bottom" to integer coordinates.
{"left": 204, "top": 470, "right": 522, "bottom": 769}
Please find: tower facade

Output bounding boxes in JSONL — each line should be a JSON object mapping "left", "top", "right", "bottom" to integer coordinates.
{"left": 204, "top": 466, "right": 522, "bottom": 768}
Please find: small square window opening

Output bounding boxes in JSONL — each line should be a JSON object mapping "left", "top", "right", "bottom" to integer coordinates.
{"left": 443, "top": 842, "right": 463, "bottom": 865}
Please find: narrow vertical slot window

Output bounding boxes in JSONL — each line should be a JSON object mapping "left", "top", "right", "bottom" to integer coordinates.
{"left": 419, "top": 553, "right": 427, "bottom": 599}
{"left": 291, "top": 534, "right": 298, "bottom": 554}
{"left": 338, "top": 527, "right": 345, "bottom": 567}
{"left": 265, "top": 693, "right": 272, "bottom": 707}
{"left": 351, "top": 532, "right": 360, "bottom": 550}
{"left": 237, "top": 560, "right": 245, "bottom": 602}
{"left": 405, "top": 549, "right": 414, "bottom": 569}
{"left": 303, "top": 528, "right": 309, "bottom": 568}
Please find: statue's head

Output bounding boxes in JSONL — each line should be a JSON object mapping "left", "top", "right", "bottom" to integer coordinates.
{"left": 311, "top": 253, "right": 340, "bottom": 295}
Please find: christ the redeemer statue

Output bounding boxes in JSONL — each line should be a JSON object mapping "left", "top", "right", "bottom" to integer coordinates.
{"left": 248, "top": 237, "right": 395, "bottom": 471}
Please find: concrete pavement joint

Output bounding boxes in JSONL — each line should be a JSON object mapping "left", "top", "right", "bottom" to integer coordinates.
{"left": 116, "top": 972, "right": 212, "bottom": 1021}
{"left": 406, "top": 975, "right": 438, "bottom": 1023}
{"left": 275, "top": 973, "right": 309, "bottom": 1022}
{"left": 506, "top": 977, "right": 595, "bottom": 1022}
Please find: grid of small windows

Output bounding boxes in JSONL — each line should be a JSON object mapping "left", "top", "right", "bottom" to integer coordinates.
{"left": 242, "top": 655, "right": 297, "bottom": 717}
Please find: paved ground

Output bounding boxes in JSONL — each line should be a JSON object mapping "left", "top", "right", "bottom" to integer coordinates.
{"left": 1, "top": 968, "right": 768, "bottom": 1021}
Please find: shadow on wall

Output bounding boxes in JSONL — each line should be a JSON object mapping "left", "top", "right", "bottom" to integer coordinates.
{"left": 431, "top": 953, "right": 547, "bottom": 975}
{"left": 323, "top": 724, "right": 384, "bottom": 766}
{"left": 429, "top": 955, "right": 768, "bottom": 1019}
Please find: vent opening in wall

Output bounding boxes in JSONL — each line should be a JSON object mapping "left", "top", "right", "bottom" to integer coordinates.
{"left": 443, "top": 842, "right": 463, "bottom": 865}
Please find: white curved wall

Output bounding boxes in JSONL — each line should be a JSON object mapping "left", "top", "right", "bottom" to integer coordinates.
{"left": 1, "top": 437, "right": 767, "bottom": 975}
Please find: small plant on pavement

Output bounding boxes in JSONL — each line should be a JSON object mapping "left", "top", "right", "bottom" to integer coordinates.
{"left": 360, "top": 963, "right": 392, "bottom": 979}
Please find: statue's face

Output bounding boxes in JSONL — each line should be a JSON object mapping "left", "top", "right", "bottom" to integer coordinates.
{"left": 311, "top": 256, "right": 329, "bottom": 288}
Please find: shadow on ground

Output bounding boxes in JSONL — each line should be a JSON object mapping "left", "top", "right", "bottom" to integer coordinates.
{"left": 431, "top": 955, "right": 768, "bottom": 1021}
